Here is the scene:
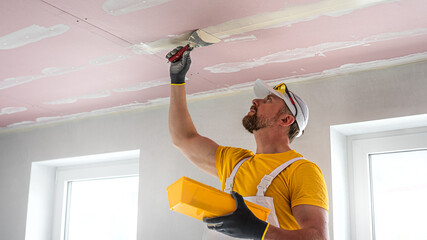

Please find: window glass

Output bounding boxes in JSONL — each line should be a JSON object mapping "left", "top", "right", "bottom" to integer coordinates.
{"left": 65, "top": 176, "right": 139, "bottom": 240}
{"left": 370, "top": 149, "right": 427, "bottom": 240}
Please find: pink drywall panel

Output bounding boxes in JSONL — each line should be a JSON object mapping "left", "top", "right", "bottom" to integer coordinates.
{"left": 0, "top": 0, "right": 426, "bottom": 129}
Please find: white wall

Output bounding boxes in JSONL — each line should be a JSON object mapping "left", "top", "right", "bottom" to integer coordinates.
{"left": 1, "top": 60, "right": 427, "bottom": 240}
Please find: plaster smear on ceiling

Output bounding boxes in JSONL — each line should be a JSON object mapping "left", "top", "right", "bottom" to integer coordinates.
{"left": 1, "top": 53, "right": 134, "bottom": 90}
{"left": 113, "top": 77, "right": 170, "bottom": 92}
{"left": 203, "top": 0, "right": 397, "bottom": 37}
{"left": 45, "top": 90, "right": 111, "bottom": 105}
{"left": 0, "top": 66, "right": 85, "bottom": 90}
{"left": 205, "top": 28, "right": 427, "bottom": 73}
{"left": 321, "top": 52, "right": 427, "bottom": 75}
{"left": 5, "top": 52, "right": 426, "bottom": 131}
{"left": 134, "top": 0, "right": 395, "bottom": 54}
{"left": 262, "top": 52, "right": 427, "bottom": 85}
{"left": 0, "top": 107, "right": 27, "bottom": 116}
{"left": 223, "top": 35, "right": 257, "bottom": 43}
{"left": 6, "top": 100, "right": 149, "bottom": 128}
{"left": 103, "top": 0, "right": 172, "bottom": 16}
{"left": 113, "top": 76, "right": 189, "bottom": 92}
{"left": 89, "top": 54, "right": 133, "bottom": 65}
{"left": 0, "top": 24, "right": 69, "bottom": 50}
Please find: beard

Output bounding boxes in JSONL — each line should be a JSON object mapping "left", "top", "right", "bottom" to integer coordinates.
{"left": 242, "top": 109, "right": 273, "bottom": 133}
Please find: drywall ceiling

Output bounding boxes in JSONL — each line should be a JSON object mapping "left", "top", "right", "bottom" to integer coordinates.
{"left": 1, "top": 0, "right": 426, "bottom": 130}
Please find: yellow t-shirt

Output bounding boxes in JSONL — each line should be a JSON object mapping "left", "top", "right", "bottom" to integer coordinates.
{"left": 215, "top": 145, "right": 329, "bottom": 230}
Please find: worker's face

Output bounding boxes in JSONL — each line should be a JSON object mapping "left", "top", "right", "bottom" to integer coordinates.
{"left": 242, "top": 94, "right": 285, "bottom": 133}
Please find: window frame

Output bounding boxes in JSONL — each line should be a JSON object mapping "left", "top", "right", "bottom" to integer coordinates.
{"left": 25, "top": 150, "right": 140, "bottom": 240}
{"left": 330, "top": 114, "right": 427, "bottom": 240}
{"left": 348, "top": 129, "right": 427, "bottom": 240}
{"left": 53, "top": 160, "right": 139, "bottom": 240}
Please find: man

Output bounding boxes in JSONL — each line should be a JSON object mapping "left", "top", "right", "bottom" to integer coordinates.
{"left": 167, "top": 47, "right": 329, "bottom": 240}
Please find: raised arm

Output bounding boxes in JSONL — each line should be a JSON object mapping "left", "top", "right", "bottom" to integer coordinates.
{"left": 167, "top": 47, "right": 219, "bottom": 177}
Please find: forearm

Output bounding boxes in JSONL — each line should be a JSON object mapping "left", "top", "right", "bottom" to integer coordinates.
{"left": 169, "top": 85, "right": 198, "bottom": 146}
{"left": 264, "top": 225, "right": 328, "bottom": 240}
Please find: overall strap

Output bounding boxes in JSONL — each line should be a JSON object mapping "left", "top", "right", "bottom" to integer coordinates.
{"left": 224, "top": 156, "right": 252, "bottom": 193}
{"left": 256, "top": 157, "right": 306, "bottom": 196}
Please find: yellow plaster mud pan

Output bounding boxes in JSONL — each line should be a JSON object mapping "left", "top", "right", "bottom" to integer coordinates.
{"left": 167, "top": 176, "right": 270, "bottom": 221}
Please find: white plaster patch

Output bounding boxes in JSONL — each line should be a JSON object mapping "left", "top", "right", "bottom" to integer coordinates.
{"left": 204, "top": 0, "right": 397, "bottom": 36}
{"left": 130, "top": 32, "right": 192, "bottom": 55}
{"left": 0, "top": 76, "right": 40, "bottom": 90}
{"left": 129, "top": 43, "right": 156, "bottom": 55}
{"left": 263, "top": 52, "right": 427, "bottom": 85}
{"left": 204, "top": 41, "right": 361, "bottom": 73}
{"left": 263, "top": 16, "right": 318, "bottom": 29}
{"left": 205, "top": 28, "right": 427, "bottom": 73}
{"left": 41, "top": 66, "right": 86, "bottom": 76}
{"left": 0, "top": 66, "right": 85, "bottom": 90}
{"left": 0, "top": 24, "right": 69, "bottom": 50}
{"left": 35, "top": 116, "right": 67, "bottom": 122}
{"left": 7, "top": 121, "right": 34, "bottom": 128}
{"left": 103, "top": 0, "right": 172, "bottom": 16}
{"left": 194, "top": 52, "right": 427, "bottom": 95}
{"left": 89, "top": 54, "right": 132, "bottom": 65}
{"left": 0, "top": 107, "right": 27, "bottom": 116}
{"left": 45, "top": 90, "right": 111, "bottom": 105}
{"left": 113, "top": 77, "right": 189, "bottom": 92}
{"left": 134, "top": 0, "right": 396, "bottom": 54}
{"left": 324, "top": 9, "right": 354, "bottom": 17}
{"left": 113, "top": 77, "right": 170, "bottom": 92}
{"left": 4, "top": 52, "right": 427, "bottom": 131}
{"left": 363, "top": 28, "right": 427, "bottom": 42}
{"left": 223, "top": 35, "right": 257, "bottom": 43}
{"left": 0, "top": 52, "right": 135, "bottom": 90}
{"left": 322, "top": 53, "right": 427, "bottom": 75}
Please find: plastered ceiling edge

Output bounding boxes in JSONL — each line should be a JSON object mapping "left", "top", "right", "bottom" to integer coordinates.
{"left": 1, "top": 51, "right": 425, "bottom": 134}
{"left": 133, "top": 0, "right": 396, "bottom": 54}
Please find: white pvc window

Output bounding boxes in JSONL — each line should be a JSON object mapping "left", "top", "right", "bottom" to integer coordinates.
{"left": 331, "top": 115, "right": 427, "bottom": 240}
{"left": 25, "top": 150, "right": 140, "bottom": 240}
{"left": 64, "top": 176, "right": 139, "bottom": 240}
{"left": 54, "top": 161, "right": 139, "bottom": 240}
{"left": 350, "top": 130, "right": 427, "bottom": 240}
{"left": 369, "top": 150, "right": 427, "bottom": 240}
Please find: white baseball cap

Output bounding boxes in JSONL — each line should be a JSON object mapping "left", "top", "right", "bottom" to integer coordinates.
{"left": 253, "top": 79, "right": 309, "bottom": 137}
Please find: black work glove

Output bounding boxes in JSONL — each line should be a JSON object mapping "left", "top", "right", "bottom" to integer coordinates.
{"left": 203, "top": 191, "right": 269, "bottom": 240}
{"left": 165, "top": 46, "right": 191, "bottom": 85}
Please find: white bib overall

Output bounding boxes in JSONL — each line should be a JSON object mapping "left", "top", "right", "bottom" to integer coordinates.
{"left": 202, "top": 157, "right": 305, "bottom": 240}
